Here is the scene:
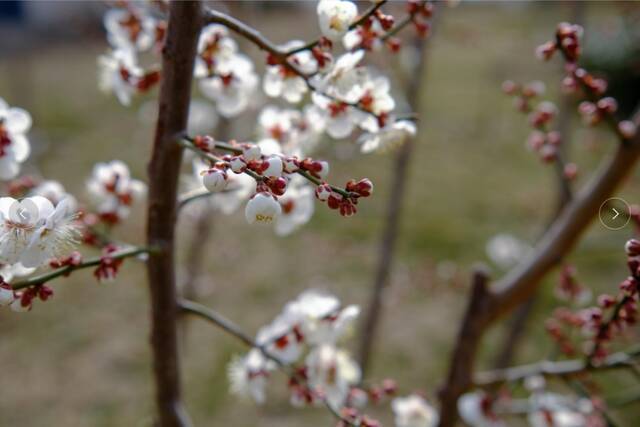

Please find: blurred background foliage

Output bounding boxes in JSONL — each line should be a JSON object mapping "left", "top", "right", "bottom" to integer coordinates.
{"left": 0, "top": 1, "right": 639, "bottom": 426}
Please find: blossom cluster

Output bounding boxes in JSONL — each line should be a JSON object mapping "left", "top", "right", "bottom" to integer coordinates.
{"left": 0, "top": 96, "right": 147, "bottom": 312}
{"left": 457, "top": 377, "right": 605, "bottom": 427}
{"left": 536, "top": 22, "right": 637, "bottom": 140}
{"left": 100, "top": 1, "right": 421, "bottom": 157}
{"left": 226, "top": 288, "right": 440, "bottom": 427}
{"left": 99, "top": 3, "right": 165, "bottom": 105}
{"left": 85, "top": 160, "right": 146, "bottom": 225}
{"left": 190, "top": 135, "right": 372, "bottom": 232}
{"left": 227, "top": 289, "right": 361, "bottom": 407}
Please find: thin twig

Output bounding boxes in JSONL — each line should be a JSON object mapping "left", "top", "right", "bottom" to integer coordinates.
{"left": 9, "top": 246, "right": 152, "bottom": 290}
{"left": 475, "top": 346, "right": 640, "bottom": 386}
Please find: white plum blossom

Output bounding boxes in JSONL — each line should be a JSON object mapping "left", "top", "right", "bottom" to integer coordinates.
{"left": 0, "top": 196, "right": 78, "bottom": 268}
{"left": 528, "top": 392, "right": 595, "bottom": 427}
{"left": 0, "top": 262, "right": 34, "bottom": 283}
{"left": 256, "top": 311, "right": 303, "bottom": 365}
{"left": 257, "top": 105, "right": 325, "bottom": 157}
{"left": 283, "top": 289, "right": 358, "bottom": 345}
{"left": 228, "top": 349, "right": 275, "bottom": 404}
{"left": 257, "top": 138, "right": 283, "bottom": 157}
{"left": 86, "top": 160, "right": 146, "bottom": 222}
{"left": 20, "top": 198, "right": 78, "bottom": 268}
{"left": 98, "top": 48, "right": 144, "bottom": 106}
{"left": 351, "top": 74, "right": 396, "bottom": 132}
{"left": 202, "top": 168, "right": 228, "bottom": 193}
{"left": 183, "top": 157, "right": 255, "bottom": 217}
{"left": 458, "top": 391, "right": 506, "bottom": 427}
{"left": 315, "top": 50, "right": 366, "bottom": 101}
{"left": 392, "top": 394, "right": 439, "bottom": 427}
{"left": 343, "top": 18, "right": 384, "bottom": 51}
{"left": 245, "top": 192, "right": 282, "bottom": 225}
{"left": 199, "top": 53, "right": 258, "bottom": 117}
{"left": 30, "top": 180, "right": 78, "bottom": 212}
{"left": 275, "top": 182, "right": 315, "bottom": 236}
{"left": 104, "top": 7, "right": 158, "bottom": 52}
{"left": 0, "top": 98, "right": 32, "bottom": 180}
{"left": 194, "top": 24, "right": 238, "bottom": 78}
{"left": 242, "top": 143, "right": 262, "bottom": 161}
{"left": 312, "top": 92, "right": 360, "bottom": 139}
{"left": 359, "top": 119, "right": 416, "bottom": 153}
{"left": 485, "top": 233, "right": 531, "bottom": 270}
{"left": 263, "top": 42, "right": 317, "bottom": 104}
{"left": 262, "top": 155, "right": 283, "bottom": 179}
{"left": 305, "top": 344, "right": 361, "bottom": 408}
{"left": 285, "top": 289, "right": 340, "bottom": 322}
{"left": 317, "top": 0, "right": 358, "bottom": 41}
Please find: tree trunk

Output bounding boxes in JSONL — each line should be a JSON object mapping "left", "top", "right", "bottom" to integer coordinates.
{"left": 146, "top": 2, "right": 202, "bottom": 426}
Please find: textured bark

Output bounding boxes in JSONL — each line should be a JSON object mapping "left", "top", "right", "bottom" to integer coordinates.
{"left": 358, "top": 34, "right": 431, "bottom": 377}
{"left": 438, "top": 110, "right": 640, "bottom": 427}
{"left": 146, "top": 2, "right": 202, "bottom": 426}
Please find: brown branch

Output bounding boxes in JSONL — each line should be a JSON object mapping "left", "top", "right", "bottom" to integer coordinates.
{"left": 358, "top": 29, "right": 432, "bottom": 377}
{"left": 145, "top": 2, "right": 202, "bottom": 426}
{"left": 10, "top": 246, "right": 151, "bottom": 291}
{"left": 476, "top": 346, "right": 640, "bottom": 387}
{"left": 179, "top": 137, "right": 359, "bottom": 199}
{"left": 438, "top": 267, "right": 494, "bottom": 427}
{"left": 437, "top": 109, "right": 640, "bottom": 427}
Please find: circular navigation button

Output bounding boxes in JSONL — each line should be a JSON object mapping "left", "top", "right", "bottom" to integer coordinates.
{"left": 599, "top": 198, "right": 630, "bottom": 230}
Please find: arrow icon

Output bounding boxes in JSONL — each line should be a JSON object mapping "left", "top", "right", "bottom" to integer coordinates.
{"left": 612, "top": 208, "right": 620, "bottom": 220}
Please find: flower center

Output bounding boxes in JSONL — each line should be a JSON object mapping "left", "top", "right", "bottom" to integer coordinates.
{"left": 255, "top": 214, "right": 275, "bottom": 223}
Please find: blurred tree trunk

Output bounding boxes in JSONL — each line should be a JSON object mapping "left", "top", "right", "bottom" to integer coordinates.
{"left": 358, "top": 31, "right": 433, "bottom": 377}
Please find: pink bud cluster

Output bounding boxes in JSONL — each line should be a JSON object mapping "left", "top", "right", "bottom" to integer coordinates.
{"left": 0, "top": 276, "right": 54, "bottom": 313}
{"left": 537, "top": 22, "right": 637, "bottom": 141}
{"left": 503, "top": 80, "right": 576, "bottom": 175}
{"left": 545, "top": 240, "right": 640, "bottom": 361}
{"left": 94, "top": 245, "right": 124, "bottom": 282}
{"left": 406, "top": 1, "right": 434, "bottom": 40}
{"left": 315, "top": 178, "right": 373, "bottom": 217}
{"left": 555, "top": 264, "right": 590, "bottom": 304}
{"left": 50, "top": 251, "right": 83, "bottom": 274}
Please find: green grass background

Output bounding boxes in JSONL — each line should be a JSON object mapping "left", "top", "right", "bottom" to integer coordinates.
{"left": 0, "top": 2, "right": 638, "bottom": 426}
